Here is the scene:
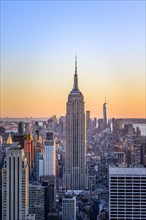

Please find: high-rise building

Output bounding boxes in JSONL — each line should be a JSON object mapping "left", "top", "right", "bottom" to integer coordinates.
{"left": 91, "top": 117, "right": 97, "bottom": 129}
{"left": 0, "top": 165, "right": 2, "bottom": 219}
{"left": 44, "top": 132, "right": 56, "bottom": 176}
{"left": 13, "top": 134, "right": 25, "bottom": 148}
{"left": 29, "top": 176, "right": 56, "bottom": 220}
{"left": 124, "top": 124, "right": 134, "bottom": 136}
{"left": 86, "top": 111, "right": 91, "bottom": 131}
{"left": 103, "top": 98, "right": 108, "bottom": 128}
{"left": 98, "top": 119, "right": 104, "bottom": 131}
{"left": 29, "top": 183, "right": 45, "bottom": 220}
{"left": 24, "top": 134, "right": 34, "bottom": 176}
{"left": 18, "top": 121, "right": 24, "bottom": 135}
{"left": 115, "top": 119, "right": 122, "bottom": 129}
{"left": 0, "top": 126, "right": 5, "bottom": 135}
{"left": 2, "top": 143, "right": 29, "bottom": 220}
{"left": 109, "top": 164, "right": 146, "bottom": 220}
{"left": 140, "top": 143, "right": 146, "bottom": 166}
{"left": 40, "top": 175, "right": 56, "bottom": 211}
{"left": 52, "top": 115, "right": 58, "bottom": 132}
{"left": 62, "top": 195, "right": 76, "bottom": 220}
{"left": 36, "top": 151, "right": 44, "bottom": 181}
{"left": 63, "top": 57, "right": 88, "bottom": 190}
{"left": 25, "top": 122, "right": 30, "bottom": 134}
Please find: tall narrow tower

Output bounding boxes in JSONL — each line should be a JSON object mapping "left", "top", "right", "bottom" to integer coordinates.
{"left": 103, "top": 97, "right": 108, "bottom": 128}
{"left": 63, "top": 56, "right": 88, "bottom": 190}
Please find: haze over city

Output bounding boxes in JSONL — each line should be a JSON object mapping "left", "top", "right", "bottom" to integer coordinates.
{"left": 1, "top": 1, "right": 145, "bottom": 118}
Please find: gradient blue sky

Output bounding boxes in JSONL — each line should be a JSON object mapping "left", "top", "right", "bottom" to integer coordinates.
{"left": 1, "top": 0, "right": 145, "bottom": 118}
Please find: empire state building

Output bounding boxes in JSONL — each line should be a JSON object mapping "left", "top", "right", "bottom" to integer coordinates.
{"left": 63, "top": 57, "right": 88, "bottom": 190}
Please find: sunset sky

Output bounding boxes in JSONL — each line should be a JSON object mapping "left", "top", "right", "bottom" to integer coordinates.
{"left": 1, "top": 1, "right": 145, "bottom": 118}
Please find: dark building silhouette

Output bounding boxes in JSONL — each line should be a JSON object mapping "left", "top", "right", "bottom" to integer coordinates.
{"left": 12, "top": 134, "right": 25, "bottom": 147}
{"left": 40, "top": 175, "right": 56, "bottom": 212}
{"left": 47, "top": 209, "right": 60, "bottom": 220}
{"left": 140, "top": 143, "right": 146, "bottom": 166}
{"left": 0, "top": 127, "right": 5, "bottom": 135}
{"left": 18, "top": 121, "right": 24, "bottom": 134}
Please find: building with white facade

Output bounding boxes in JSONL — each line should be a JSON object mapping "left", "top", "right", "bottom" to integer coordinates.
{"left": 109, "top": 164, "right": 146, "bottom": 220}
{"left": 2, "top": 143, "right": 29, "bottom": 220}
{"left": 44, "top": 132, "right": 56, "bottom": 175}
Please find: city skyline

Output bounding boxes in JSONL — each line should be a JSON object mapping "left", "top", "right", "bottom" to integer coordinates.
{"left": 1, "top": 1, "right": 145, "bottom": 118}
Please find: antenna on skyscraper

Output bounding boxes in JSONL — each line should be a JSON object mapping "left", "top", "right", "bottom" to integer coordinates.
{"left": 75, "top": 54, "right": 77, "bottom": 74}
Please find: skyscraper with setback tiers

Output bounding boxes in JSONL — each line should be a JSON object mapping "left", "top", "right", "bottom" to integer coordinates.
{"left": 63, "top": 56, "right": 88, "bottom": 190}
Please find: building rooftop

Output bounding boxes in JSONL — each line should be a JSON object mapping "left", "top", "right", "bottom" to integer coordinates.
{"left": 109, "top": 164, "right": 146, "bottom": 175}
{"left": 110, "top": 164, "right": 145, "bottom": 168}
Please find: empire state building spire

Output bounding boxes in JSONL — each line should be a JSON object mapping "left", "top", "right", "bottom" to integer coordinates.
{"left": 73, "top": 55, "right": 79, "bottom": 91}
{"left": 63, "top": 57, "right": 88, "bottom": 190}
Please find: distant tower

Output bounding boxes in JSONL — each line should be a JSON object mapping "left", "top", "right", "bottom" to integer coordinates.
{"left": 63, "top": 56, "right": 88, "bottom": 190}
{"left": 18, "top": 121, "right": 24, "bottom": 135}
{"left": 103, "top": 97, "right": 108, "bottom": 128}
{"left": 2, "top": 143, "right": 29, "bottom": 220}
{"left": 86, "top": 111, "right": 91, "bottom": 131}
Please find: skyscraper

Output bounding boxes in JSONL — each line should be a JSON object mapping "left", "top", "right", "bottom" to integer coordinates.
{"left": 29, "top": 183, "right": 45, "bottom": 220}
{"left": 24, "top": 134, "right": 34, "bottom": 176}
{"left": 140, "top": 143, "right": 146, "bottom": 166}
{"left": 103, "top": 97, "right": 108, "bottom": 128}
{"left": 44, "top": 132, "right": 56, "bottom": 176}
{"left": 63, "top": 57, "right": 88, "bottom": 190}
{"left": 109, "top": 164, "right": 146, "bottom": 220}
{"left": 2, "top": 143, "right": 29, "bottom": 220}
{"left": 18, "top": 121, "right": 24, "bottom": 135}
{"left": 40, "top": 175, "right": 56, "bottom": 211}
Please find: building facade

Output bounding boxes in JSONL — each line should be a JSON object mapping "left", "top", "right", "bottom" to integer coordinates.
{"left": 63, "top": 57, "right": 88, "bottom": 190}
{"left": 29, "top": 183, "right": 45, "bottom": 220}
{"left": 109, "top": 164, "right": 146, "bottom": 220}
{"left": 40, "top": 175, "right": 56, "bottom": 211}
{"left": 2, "top": 144, "right": 29, "bottom": 220}
{"left": 62, "top": 195, "right": 76, "bottom": 220}
{"left": 44, "top": 132, "right": 56, "bottom": 176}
